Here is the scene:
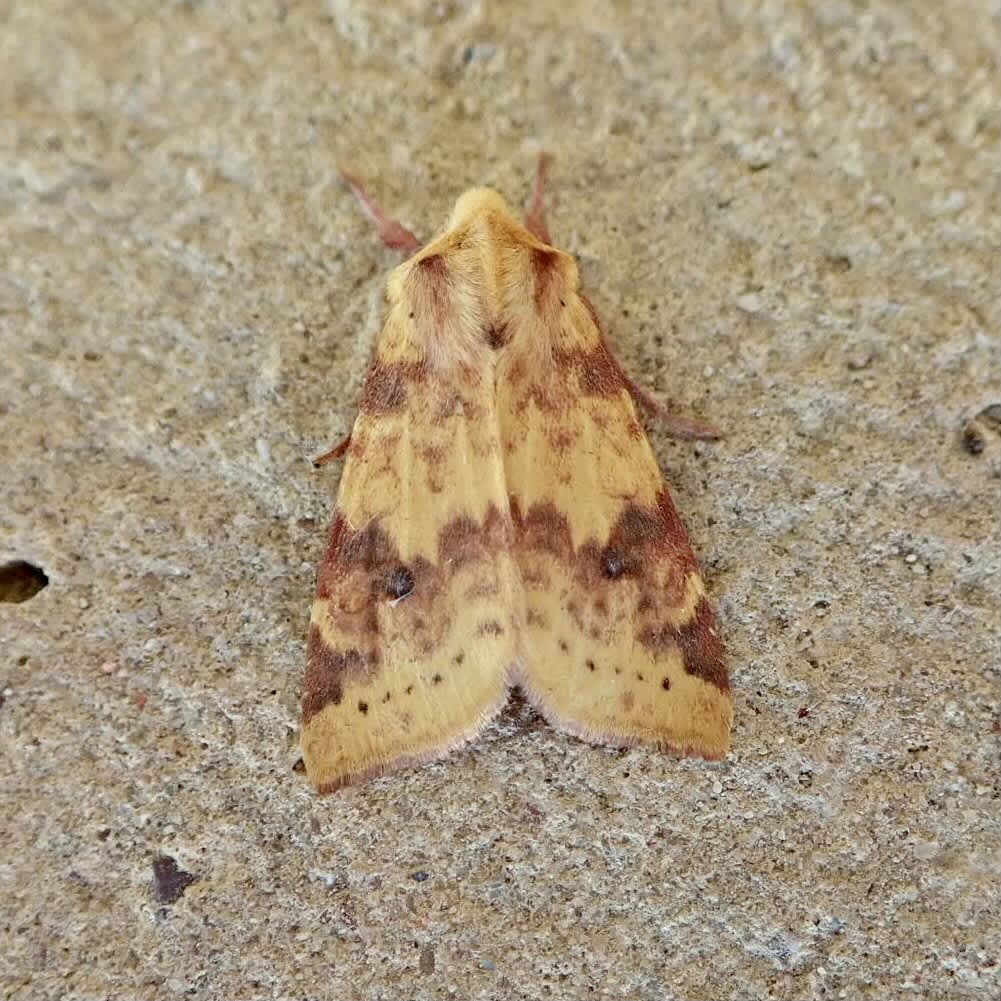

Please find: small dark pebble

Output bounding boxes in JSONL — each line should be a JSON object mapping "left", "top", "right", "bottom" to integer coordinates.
{"left": 152, "top": 854, "right": 199, "bottom": 904}
{"left": 410, "top": 870, "right": 430, "bottom": 883}
{"left": 962, "top": 403, "right": 1001, "bottom": 455}
{"left": 963, "top": 425, "right": 986, "bottom": 455}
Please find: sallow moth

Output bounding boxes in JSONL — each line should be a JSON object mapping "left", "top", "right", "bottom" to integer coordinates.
{"left": 302, "top": 158, "right": 731, "bottom": 792}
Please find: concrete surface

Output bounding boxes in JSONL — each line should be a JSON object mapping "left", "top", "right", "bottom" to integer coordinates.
{"left": 1, "top": 1, "right": 998, "bottom": 998}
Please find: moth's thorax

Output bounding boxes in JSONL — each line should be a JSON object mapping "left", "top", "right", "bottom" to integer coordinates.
{"left": 450, "top": 187, "right": 536, "bottom": 235}
{"left": 448, "top": 187, "right": 516, "bottom": 231}
{"left": 437, "top": 188, "right": 554, "bottom": 269}
{"left": 381, "top": 186, "right": 582, "bottom": 370}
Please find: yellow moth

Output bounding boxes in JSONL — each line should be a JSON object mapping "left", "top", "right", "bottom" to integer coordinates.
{"left": 302, "top": 158, "right": 732, "bottom": 792}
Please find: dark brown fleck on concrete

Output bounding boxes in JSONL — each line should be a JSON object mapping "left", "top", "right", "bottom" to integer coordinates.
{"left": 152, "top": 855, "right": 198, "bottom": 904}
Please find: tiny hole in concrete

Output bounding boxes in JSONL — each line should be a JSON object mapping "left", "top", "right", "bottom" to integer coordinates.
{"left": 0, "top": 561, "right": 48, "bottom": 603}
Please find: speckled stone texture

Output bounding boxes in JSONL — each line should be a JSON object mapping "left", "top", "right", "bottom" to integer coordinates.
{"left": 1, "top": 2, "right": 998, "bottom": 998}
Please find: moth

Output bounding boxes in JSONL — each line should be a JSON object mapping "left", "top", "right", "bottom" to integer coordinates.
{"left": 302, "top": 158, "right": 732, "bottom": 792}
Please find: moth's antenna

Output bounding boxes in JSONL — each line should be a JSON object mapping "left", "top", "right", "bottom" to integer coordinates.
{"left": 524, "top": 153, "right": 553, "bottom": 244}
{"left": 338, "top": 168, "right": 422, "bottom": 254}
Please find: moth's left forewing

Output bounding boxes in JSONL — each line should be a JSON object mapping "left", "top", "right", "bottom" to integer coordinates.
{"left": 496, "top": 239, "right": 732, "bottom": 759}
{"left": 303, "top": 237, "right": 524, "bottom": 792}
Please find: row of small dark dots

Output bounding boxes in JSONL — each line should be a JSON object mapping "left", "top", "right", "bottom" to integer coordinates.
{"left": 357, "top": 666, "right": 452, "bottom": 714}
{"left": 580, "top": 656, "right": 672, "bottom": 691}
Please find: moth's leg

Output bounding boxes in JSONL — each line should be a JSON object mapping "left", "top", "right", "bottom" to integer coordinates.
{"left": 606, "top": 339, "right": 723, "bottom": 440}
{"left": 312, "top": 433, "right": 351, "bottom": 468}
{"left": 657, "top": 412, "right": 723, "bottom": 441}
{"left": 630, "top": 387, "right": 723, "bottom": 440}
{"left": 338, "top": 170, "right": 421, "bottom": 254}
{"left": 524, "top": 153, "right": 553, "bottom": 244}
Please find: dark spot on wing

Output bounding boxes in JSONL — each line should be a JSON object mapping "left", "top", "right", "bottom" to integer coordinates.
{"left": 485, "top": 323, "right": 509, "bottom": 349}
{"left": 602, "top": 549, "right": 625, "bottom": 579}
{"left": 386, "top": 565, "right": 415, "bottom": 600}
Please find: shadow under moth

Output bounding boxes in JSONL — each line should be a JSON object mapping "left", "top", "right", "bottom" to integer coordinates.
{"left": 302, "top": 158, "right": 732, "bottom": 792}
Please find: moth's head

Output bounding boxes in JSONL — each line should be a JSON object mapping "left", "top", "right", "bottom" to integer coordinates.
{"left": 448, "top": 188, "right": 518, "bottom": 232}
